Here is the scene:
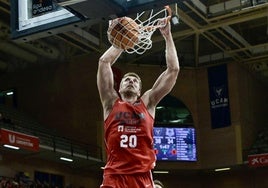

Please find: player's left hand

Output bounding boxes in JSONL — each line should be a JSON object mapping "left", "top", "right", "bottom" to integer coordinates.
{"left": 159, "top": 16, "right": 171, "bottom": 38}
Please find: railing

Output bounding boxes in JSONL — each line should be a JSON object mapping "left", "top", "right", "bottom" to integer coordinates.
{"left": 0, "top": 105, "right": 103, "bottom": 162}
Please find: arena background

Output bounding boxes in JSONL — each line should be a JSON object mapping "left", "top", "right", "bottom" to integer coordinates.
{"left": 0, "top": 0, "right": 268, "bottom": 187}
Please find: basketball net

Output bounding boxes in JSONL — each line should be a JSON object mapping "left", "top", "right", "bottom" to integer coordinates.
{"left": 126, "top": 6, "right": 171, "bottom": 55}
{"left": 107, "top": 6, "right": 171, "bottom": 55}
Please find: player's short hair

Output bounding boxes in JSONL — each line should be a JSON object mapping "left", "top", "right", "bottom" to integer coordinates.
{"left": 122, "top": 72, "right": 142, "bottom": 90}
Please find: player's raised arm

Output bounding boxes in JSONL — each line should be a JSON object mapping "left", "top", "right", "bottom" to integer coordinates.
{"left": 143, "top": 17, "right": 180, "bottom": 109}
{"left": 97, "top": 46, "right": 123, "bottom": 118}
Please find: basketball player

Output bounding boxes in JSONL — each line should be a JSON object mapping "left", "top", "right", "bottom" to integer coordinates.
{"left": 97, "top": 16, "right": 179, "bottom": 188}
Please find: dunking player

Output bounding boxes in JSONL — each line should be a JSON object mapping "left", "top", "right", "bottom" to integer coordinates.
{"left": 97, "top": 16, "right": 179, "bottom": 188}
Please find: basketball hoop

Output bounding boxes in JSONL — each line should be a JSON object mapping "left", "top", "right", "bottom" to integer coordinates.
{"left": 107, "top": 6, "right": 172, "bottom": 55}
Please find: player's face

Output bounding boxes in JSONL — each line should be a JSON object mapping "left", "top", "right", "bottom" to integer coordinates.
{"left": 119, "top": 76, "right": 141, "bottom": 96}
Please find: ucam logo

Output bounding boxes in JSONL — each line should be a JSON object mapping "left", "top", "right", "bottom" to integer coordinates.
{"left": 248, "top": 153, "right": 268, "bottom": 167}
{"left": 210, "top": 86, "right": 229, "bottom": 109}
{"left": 214, "top": 86, "right": 223, "bottom": 97}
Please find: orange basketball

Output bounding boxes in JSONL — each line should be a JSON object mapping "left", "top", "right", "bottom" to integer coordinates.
{"left": 107, "top": 17, "right": 139, "bottom": 50}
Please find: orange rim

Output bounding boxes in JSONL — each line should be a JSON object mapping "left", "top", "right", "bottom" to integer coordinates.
{"left": 164, "top": 5, "right": 172, "bottom": 22}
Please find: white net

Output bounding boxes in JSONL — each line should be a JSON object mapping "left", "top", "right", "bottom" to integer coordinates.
{"left": 126, "top": 6, "right": 171, "bottom": 55}
{"left": 107, "top": 6, "right": 171, "bottom": 55}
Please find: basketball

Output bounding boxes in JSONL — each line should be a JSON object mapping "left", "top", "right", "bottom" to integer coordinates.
{"left": 107, "top": 17, "right": 139, "bottom": 50}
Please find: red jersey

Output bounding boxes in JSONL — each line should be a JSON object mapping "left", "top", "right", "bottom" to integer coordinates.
{"left": 103, "top": 98, "right": 156, "bottom": 175}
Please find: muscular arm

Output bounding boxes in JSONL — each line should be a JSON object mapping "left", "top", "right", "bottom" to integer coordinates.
{"left": 97, "top": 46, "right": 124, "bottom": 119}
{"left": 142, "top": 19, "right": 180, "bottom": 115}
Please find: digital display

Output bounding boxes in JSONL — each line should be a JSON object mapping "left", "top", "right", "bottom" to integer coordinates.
{"left": 10, "top": 0, "right": 83, "bottom": 41}
{"left": 32, "top": 0, "right": 53, "bottom": 16}
{"left": 153, "top": 127, "right": 197, "bottom": 161}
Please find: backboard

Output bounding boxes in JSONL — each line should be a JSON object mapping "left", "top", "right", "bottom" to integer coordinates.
{"left": 10, "top": 0, "right": 85, "bottom": 42}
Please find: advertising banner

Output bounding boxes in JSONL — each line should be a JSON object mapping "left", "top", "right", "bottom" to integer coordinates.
{"left": 208, "top": 64, "right": 231, "bottom": 129}
{"left": 0, "top": 128, "right": 40, "bottom": 151}
{"left": 248, "top": 153, "right": 268, "bottom": 167}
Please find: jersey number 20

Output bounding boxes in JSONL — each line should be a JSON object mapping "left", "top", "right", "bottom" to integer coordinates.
{"left": 120, "top": 134, "right": 137, "bottom": 148}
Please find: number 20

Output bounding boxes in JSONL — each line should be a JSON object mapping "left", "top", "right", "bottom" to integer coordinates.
{"left": 120, "top": 134, "right": 137, "bottom": 148}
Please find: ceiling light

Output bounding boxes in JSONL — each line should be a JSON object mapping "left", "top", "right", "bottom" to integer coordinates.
{"left": 60, "top": 157, "right": 73, "bottom": 162}
{"left": 3, "top": 144, "right": 20, "bottom": 150}
{"left": 153, "top": 170, "right": 169, "bottom": 174}
{"left": 6, "top": 91, "right": 13, "bottom": 96}
{"left": 171, "top": 15, "right": 180, "bottom": 26}
{"left": 169, "top": 119, "right": 183, "bottom": 123}
{"left": 171, "top": 3, "right": 180, "bottom": 26}
{"left": 215, "top": 167, "right": 231, "bottom": 172}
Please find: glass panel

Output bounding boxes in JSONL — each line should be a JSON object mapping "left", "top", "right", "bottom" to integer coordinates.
{"left": 155, "top": 94, "right": 193, "bottom": 126}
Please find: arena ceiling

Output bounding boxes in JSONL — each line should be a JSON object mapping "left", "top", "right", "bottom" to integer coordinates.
{"left": 0, "top": 0, "right": 268, "bottom": 85}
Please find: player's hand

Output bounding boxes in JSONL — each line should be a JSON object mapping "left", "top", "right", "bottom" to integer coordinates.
{"left": 158, "top": 16, "right": 171, "bottom": 39}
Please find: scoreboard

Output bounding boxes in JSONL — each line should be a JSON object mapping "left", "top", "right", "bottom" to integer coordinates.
{"left": 153, "top": 127, "right": 197, "bottom": 161}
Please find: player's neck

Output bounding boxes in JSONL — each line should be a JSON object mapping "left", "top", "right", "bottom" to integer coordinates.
{"left": 121, "top": 95, "right": 138, "bottom": 104}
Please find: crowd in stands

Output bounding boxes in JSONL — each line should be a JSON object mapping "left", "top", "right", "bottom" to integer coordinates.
{"left": 0, "top": 176, "right": 61, "bottom": 188}
{"left": 0, "top": 176, "right": 48, "bottom": 188}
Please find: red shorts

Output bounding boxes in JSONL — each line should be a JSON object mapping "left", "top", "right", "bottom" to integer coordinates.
{"left": 100, "top": 171, "right": 154, "bottom": 188}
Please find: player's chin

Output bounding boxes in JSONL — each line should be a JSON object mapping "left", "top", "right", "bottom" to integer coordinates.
{"left": 124, "top": 89, "right": 137, "bottom": 95}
